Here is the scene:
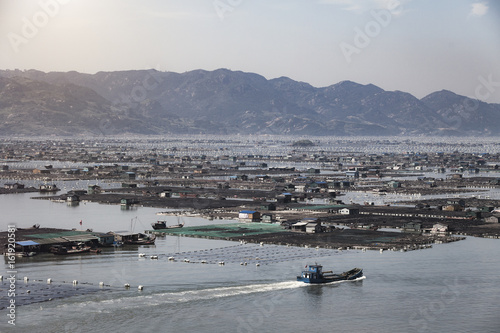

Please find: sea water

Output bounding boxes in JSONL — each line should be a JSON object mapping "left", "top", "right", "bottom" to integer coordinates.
{"left": 1, "top": 194, "right": 500, "bottom": 333}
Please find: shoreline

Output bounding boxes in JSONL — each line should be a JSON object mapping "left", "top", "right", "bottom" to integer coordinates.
{"left": 0, "top": 223, "right": 465, "bottom": 255}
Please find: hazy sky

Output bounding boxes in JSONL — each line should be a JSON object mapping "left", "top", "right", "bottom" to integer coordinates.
{"left": 1, "top": 0, "right": 499, "bottom": 102}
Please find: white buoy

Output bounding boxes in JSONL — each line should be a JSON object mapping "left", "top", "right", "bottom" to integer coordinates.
{"left": 138, "top": 285, "right": 144, "bottom": 291}
{"left": 218, "top": 261, "right": 225, "bottom": 265}
{"left": 244, "top": 262, "right": 247, "bottom": 266}
{"left": 138, "top": 253, "right": 146, "bottom": 257}
{"left": 124, "top": 283, "right": 130, "bottom": 288}
{"left": 201, "top": 260, "right": 207, "bottom": 264}
{"left": 72, "top": 280, "right": 78, "bottom": 285}
{"left": 47, "top": 278, "right": 52, "bottom": 284}
{"left": 99, "top": 282, "right": 104, "bottom": 287}
{"left": 24, "top": 277, "right": 29, "bottom": 282}
{"left": 27, "top": 290, "right": 30, "bottom": 294}
{"left": 256, "top": 263, "right": 260, "bottom": 267}
{"left": 168, "top": 256, "right": 175, "bottom": 261}
{"left": 380, "top": 249, "right": 384, "bottom": 253}
{"left": 150, "top": 255, "right": 158, "bottom": 260}
{"left": 260, "top": 242, "right": 264, "bottom": 246}
{"left": 0, "top": 275, "right": 3, "bottom": 281}
{"left": 184, "top": 258, "right": 190, "bottom": 263}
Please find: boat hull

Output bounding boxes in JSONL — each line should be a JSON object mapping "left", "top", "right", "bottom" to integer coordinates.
{"left": 151, "top": 221, "right": 184, "bottom": 230}
{"left": 297, "top": 267, "right": 363, "bottom": 284}
{"left": 123, "top": 235, "right": 156, "bottom": 245}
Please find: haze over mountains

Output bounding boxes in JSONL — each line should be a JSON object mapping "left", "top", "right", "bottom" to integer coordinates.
{"left": 0, "top": 69, "right": 498, "bottom": 136}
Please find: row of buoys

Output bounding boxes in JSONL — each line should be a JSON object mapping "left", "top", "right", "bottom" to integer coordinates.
{"left": 115, "top": 283, "right": 144, "bottom": 290}
{"left": 122, "top": 283, "right": 144, "bottom": 290}
{"left": 138, "top": 253, "right": 158, "bottom": 259}
{"left": 18, "top": 276, "right": 144, "bottom": 290}
{"left": 140, "top": 243, "right": 341, "bottom": 265}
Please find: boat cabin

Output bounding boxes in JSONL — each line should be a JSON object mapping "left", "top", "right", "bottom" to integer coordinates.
{"left": 301, "top": 264, "right": 323, "bottom": 280}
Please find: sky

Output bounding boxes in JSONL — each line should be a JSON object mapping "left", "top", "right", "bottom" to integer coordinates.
{"left": 1, "top": 0, "right": 499, "bottom": 102}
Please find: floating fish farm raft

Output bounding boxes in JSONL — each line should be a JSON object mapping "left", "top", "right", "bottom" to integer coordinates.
{"left": 145, "top": 222, "right": 463, "bottom": 251}
{"left": 146, "top": 223, "right": 284, "bottom": 239}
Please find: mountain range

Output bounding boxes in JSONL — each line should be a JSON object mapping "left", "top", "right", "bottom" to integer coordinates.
{"left": 0, "top": 68, "right": 498, "bottom": 136}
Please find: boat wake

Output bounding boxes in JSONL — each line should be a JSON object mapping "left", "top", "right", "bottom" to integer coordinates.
{"left": 150, "top": 280, "right": 306, "bottom": 304}
{"left": 49, "top": 281, "right": 306, "bottom": 313}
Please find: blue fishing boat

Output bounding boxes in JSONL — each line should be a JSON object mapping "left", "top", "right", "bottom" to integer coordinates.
{"left": 297, "top": 264, "right": 363, "bottom": 284}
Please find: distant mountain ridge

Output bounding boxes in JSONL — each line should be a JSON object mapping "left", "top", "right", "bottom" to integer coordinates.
{"left": 0, "top": 68, "right": 499, "bottom": 136}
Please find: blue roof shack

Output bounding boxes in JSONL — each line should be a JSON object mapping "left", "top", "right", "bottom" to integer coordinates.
{"left": 277, "top": 193, "right": 292, "bottom": 203}
{"left": 15, "top": 240, "right": 40, "bottom": 252}
{"left": 238, "top": 210, "right": 261, "bottom": 222}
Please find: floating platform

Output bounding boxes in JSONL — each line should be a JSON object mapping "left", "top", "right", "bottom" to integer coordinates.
{"left": 146, "top": 223, "right": 284, "bottom": 239}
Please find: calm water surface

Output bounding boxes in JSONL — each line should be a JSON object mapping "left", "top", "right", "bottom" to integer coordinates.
{"left": 1, "top": 192, "right": 500, "bottom": 333}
